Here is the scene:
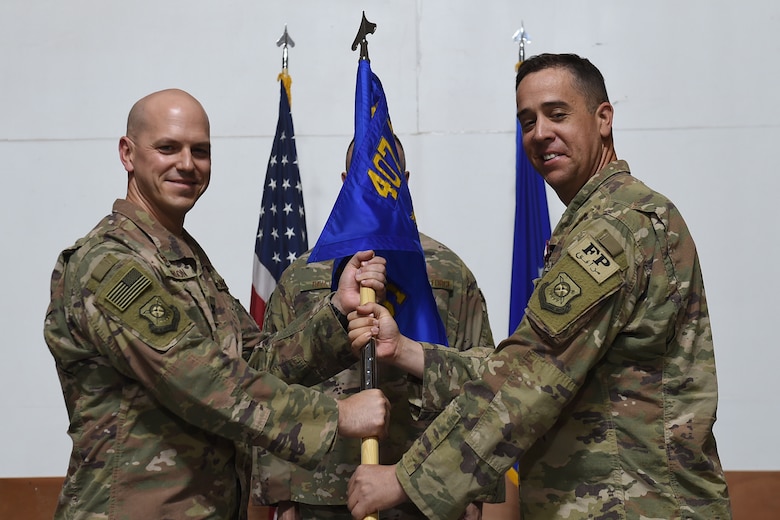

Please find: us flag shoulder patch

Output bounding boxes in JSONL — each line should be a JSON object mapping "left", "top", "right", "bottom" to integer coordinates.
{"left": 106, "top": 267, "right": 152, "bottom": 311}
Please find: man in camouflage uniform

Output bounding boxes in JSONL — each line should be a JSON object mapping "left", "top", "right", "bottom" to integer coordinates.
{"left": 252, "top": 137, "right": 497, "bottom": 520}
{"left": 347, "top": 54, "right": 732, "bottom": 520}
{"left": 43, "top": 88, "right": 391, "bottom": 520}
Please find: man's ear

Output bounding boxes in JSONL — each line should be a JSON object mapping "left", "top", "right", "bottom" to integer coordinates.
{"left": 341, "top": 171, "right": 347, "bottom": 183}
{"left": 404, "top": 171, "right": 410, "bottom": 183}
{"left": 596, "top": 102, "right": 614, "bottom": 138}
{"left": 118, "top": 136, "right": 134, "bottom": 173}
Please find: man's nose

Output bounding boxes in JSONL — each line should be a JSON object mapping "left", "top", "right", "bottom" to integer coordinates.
{"left": 532, "top": 118, "right": 554, "bottom": 141}
{"left": 177, "top": 149, "right": 194, "bottom": 171}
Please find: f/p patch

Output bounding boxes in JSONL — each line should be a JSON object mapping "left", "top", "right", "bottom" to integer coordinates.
{"left": 96, "top": 260, "right": 193, "bottom": 351}
{"left": 567, "top": 234, "right": 620, "bottom": 284}
{"left": 528, "top": 232, "right": 626, "bottom": 338}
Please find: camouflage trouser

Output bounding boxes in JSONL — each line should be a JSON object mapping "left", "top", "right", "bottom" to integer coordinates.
{"left": 298, "top": 503, "right": 410, "bottom": 520}
{"left": 298, "top": 504, "right": 351, "bottom": 520}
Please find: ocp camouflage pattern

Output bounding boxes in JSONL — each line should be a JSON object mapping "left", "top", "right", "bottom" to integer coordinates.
{"left": 397, "top": 161, "right": 731, "bottom": 519}
{"left": 251, "top": 233, "right": 496, "bottom": 519}
{"left": 44, "top": 200, "right": 357, "bottom": 519}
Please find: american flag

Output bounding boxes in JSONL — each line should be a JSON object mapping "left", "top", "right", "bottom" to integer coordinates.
{"left": 250, "top": 76, "right": 308, "bottom": 327}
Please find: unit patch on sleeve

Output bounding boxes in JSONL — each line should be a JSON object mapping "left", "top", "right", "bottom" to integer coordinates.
{"left": 528, "top": 232, "right": 625, "bottom": 338}
{"left": 96, "top": 260, "right": 194, "bottom": 351}
{"left": 539, "top": 272, "right": 582, "bottom": 314}
{"left": 140, "top": 296, "right": 180, "bottom": 334}
{"left": 567, "top": 234, "right": 620, "bottom": 284}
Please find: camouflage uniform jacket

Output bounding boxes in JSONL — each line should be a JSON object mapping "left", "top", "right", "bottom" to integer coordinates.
{"left": 397, "top": 161, "right": 731, "bottom": 520}
{"left": 44, "top": 200, "right": 357, "bottom": 520}
{"left": 252, "top": 233, "right": 495, "bottom": 518}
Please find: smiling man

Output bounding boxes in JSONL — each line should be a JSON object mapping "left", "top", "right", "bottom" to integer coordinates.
{"left": 346, "top": 54, "right": 732, "bottom": 520}
{"left": 120, "top": 90, "right": 213, "bottom": 232}
{"left": 44, "top": 89, "right": 391, "bottom": 520}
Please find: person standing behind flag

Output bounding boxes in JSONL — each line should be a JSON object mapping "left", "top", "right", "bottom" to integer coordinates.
{"left": 346, "top": 53, "right": 731, "bottom": 520}
{"left": 251, "top": 136, "right": 498, "bottom": 520}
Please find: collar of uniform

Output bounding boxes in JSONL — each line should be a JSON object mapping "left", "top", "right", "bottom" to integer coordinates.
{"left": 111, "top": 199, "right": 197, "bottom": 265}
{"left": 558, "top": 160, "right": 631, "bottom": 225}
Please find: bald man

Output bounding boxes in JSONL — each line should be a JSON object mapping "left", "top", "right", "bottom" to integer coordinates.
{"left": 44, "top": 89, "right": 390, "bottom": 520}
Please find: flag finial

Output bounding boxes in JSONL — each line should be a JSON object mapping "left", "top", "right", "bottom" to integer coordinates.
{"left": 351, "top": 11, "right": 376, "bottom": 61}
{"left": 276, "top": 25, "right": 295, "bottom": 71}
{"left": 276, "top": 25, "right": 295, "bottom": 103}
{"left": 513, "top": 22, "right": 531, "bottom": 71}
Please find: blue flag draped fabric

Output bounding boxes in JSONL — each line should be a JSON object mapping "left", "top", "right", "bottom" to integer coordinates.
{"left": 506, "top": 118, "right": 551, "bottom": 490}
{"left": 250, "top": 77, "right": 308, "bottom": 327}
{"left": 509, "top": 119, "right": 550, "bottom": 334}
{"left": 309, "top": 60, "right": 447, "bottom": 345}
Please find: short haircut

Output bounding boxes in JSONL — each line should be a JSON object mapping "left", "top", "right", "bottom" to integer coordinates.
{"left": 515, "top": 53, "right": 609, "bottom": 112}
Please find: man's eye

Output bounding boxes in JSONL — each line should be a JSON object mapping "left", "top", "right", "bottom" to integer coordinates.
{"left": 158, "top": 145, "right": 175, "bottom": 153}
{"left": 519, "top": 120, "right": 535, "bottom": 132}
{"left": 192, "top": 148, "right": 210, "bottom": 159}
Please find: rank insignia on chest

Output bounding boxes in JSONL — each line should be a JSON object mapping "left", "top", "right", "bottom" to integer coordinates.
{"left": 539, "top": 273, "right": 582, "bottom": 314}
{"left": 140, "top": 295, "right": 180, "bottom": 334}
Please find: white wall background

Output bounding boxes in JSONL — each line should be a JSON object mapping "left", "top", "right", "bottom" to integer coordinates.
{"left": 1, "top": 0, "right": 776, "bottom": 477}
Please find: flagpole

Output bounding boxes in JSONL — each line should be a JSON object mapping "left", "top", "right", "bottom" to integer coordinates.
{"left": 276, "top": 25, "right": 295, "bottom": 103}
{"left": 276, "top": 24, "right": 294, "bottom": 71}
{"left": 254, "top": 27, "right": 306, "bottom": 520}
{"left": 352, "top": 12, "right": 379, "bottom": 520}
{"left": 512, "top": 21, "right": 530, "bottom": 69}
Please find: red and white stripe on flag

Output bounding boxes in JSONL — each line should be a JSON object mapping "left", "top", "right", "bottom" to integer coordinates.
{"left": 250, "top": 76, "right": 308, "bottom": 328}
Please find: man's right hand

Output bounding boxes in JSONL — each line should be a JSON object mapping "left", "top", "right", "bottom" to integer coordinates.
{"left": 347, "top": 463, "right": 408, "bottom": 518}
{"left": 348, "top": 302, "right": 425, "bottom": 379}
{"left": 336, "top": 389, "right": 390, "bottom": 439}
{"left": 347, "top": 302, "right": 400, "bottom": 361}
{"left": 332, "top": 250, "right": 386, "bottom": 316}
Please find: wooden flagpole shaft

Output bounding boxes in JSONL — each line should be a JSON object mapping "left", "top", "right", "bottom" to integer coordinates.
{"left": 359, "top": 285, "right": 379, "bottom": 520}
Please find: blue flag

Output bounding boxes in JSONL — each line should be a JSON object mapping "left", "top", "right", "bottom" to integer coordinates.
{"left": 506, "top": 117, "right": 552, "bottom": 491}
{"left": 309, "top": 60, "right": 448, "bottom": 345}
{"left": 509, "top": 120, "right": 551, "bottom": 335}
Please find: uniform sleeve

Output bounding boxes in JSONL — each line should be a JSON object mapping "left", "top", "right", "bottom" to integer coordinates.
{"left": 246, "top": 293, "right": 356, "bottom": 387}
{"left": 246, "top": 260, "right": 350, "bottom": 386}
{"left": 425, "top": 239, "right": 495, "bottom": 352}
{"left": 450, "top": 264, "right": 495, "bottom": 351}
{"left": 259, "top": 263, "right": 303, "bottom": 336}
{"left": 410, "top": 252, "right": 496, "bottom": 419}
{"left": 397, "top": 219, "right": 646, "bottom": 519}
{"left": 71, "top": 252, "right": 351, "bottom": 469}
{"left": 409, "top": 343, "right": 492, "bottom": 421}
{"left": 251, "top": 259, "right": 348, "bottom": 505}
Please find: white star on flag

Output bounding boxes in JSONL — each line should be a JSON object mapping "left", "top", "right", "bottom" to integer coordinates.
{"left": 250, "top": 79, "right": 309, "bottom": 328}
